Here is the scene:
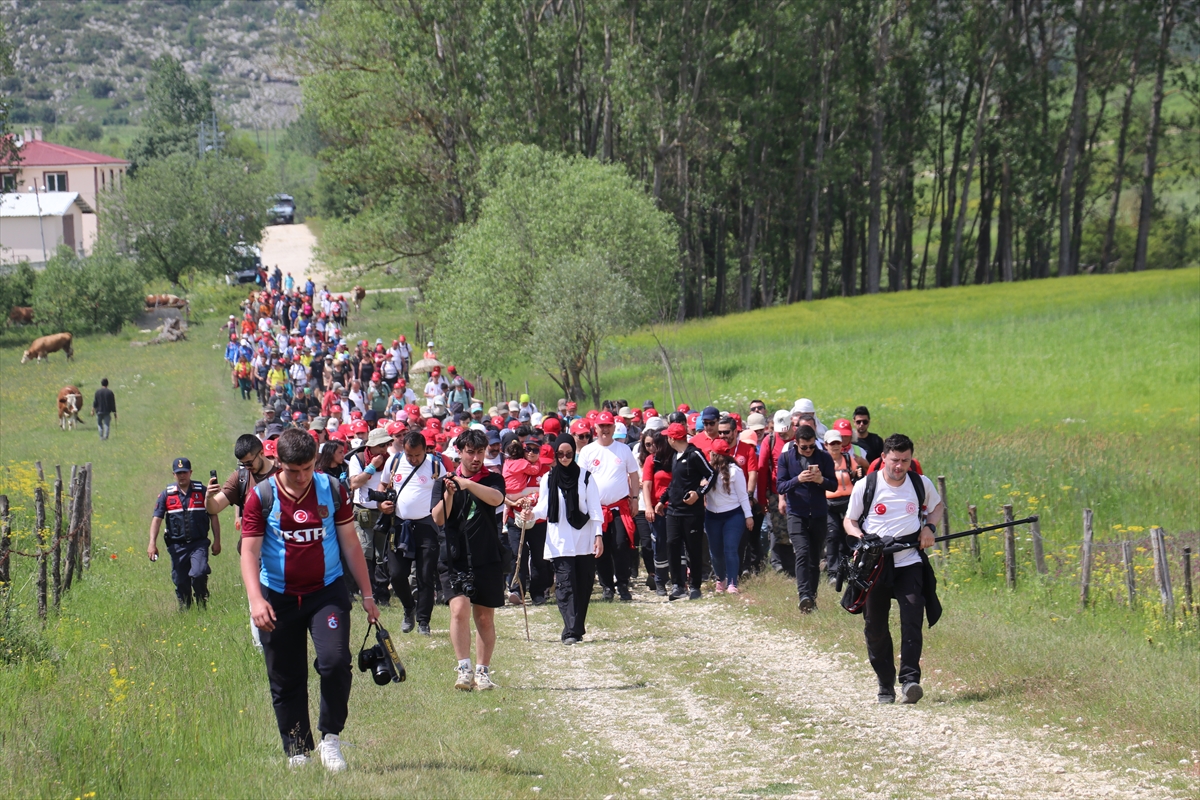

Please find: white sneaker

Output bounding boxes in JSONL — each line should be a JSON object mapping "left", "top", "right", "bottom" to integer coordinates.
{"left": 316, "top": 733, "right": 347, "bottom": 773}
{"left": 454, "top": 664, "right": 476, "bottom": 691}
{"left": 475, "top": 666, "right": 496, "bottom": 691}
{"left": 287, "top": 753, "right": 311, "bottom": 769}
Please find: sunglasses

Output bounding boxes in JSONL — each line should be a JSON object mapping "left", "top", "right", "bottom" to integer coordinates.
{"left": 854, "top": 419, "right": 869, "bottom": 425}
{"left": 575, "top": 433, "right": 593, "bottom": 441}
{"left": 557, "top": 450, "right": 574, "bottom": 460}
{"left": 796, "top": 443, "right": 817, "bottom": 452}
{"left": 702, "top": 420, "right": 717, "bottom": 426}
{"left": 524, "top": 444, "right": 541, "bottom": 453}
{"left": 237, "top": 456, "right": 258, "bottom": 467}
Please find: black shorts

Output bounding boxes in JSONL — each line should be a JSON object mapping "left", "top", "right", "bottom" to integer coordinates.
{"left": 439, "top": 562, "right": 505, "bottom": 608}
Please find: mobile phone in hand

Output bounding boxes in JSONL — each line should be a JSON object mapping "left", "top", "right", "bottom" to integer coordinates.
{"left": 210, "top": 469, "right": 219, "bottom": 484}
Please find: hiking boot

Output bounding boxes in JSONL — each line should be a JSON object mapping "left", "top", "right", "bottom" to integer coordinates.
{"left": 617, "top": 587, "right": 633, "bottom": 602}
{"left": 418, "top": 623, "right": 431, "bottom": 636}
{"left": 601, "top": 587, "right": 615, "bottom": 602}
{"left": 645, "top": 575, "right": 657, "bottom": 591}
{"left": 288, "top": 753, "right": 311, "bottom": 769}
{"left": 508, "top": 590, "right": 524, "bottom": 606}
{"left": 668, "top": 585, "right": 687, "bottom": 601}
{"left": 401, "top": 609, "right": 415, "bottom": 634}
{"left": 688, "top": 588, "right": 702, "bottom": 600}
{"left": 562, "top": 636, "right": 578, "bottom": 646}
{"left": 454, "top": 664, "right": 476, "bottom": 691}
{"left": 714, "top": 580, "right": 727, "bottom": 593}
{"left": 316, "top": 733, "right": 347, "bottom": 773}
{"left": 877, "top": 692, "right": 896, "bottom": 704}
{"left": 900, "top": 682, "right": 923, "bottom": 704}
{"left": 531, "top": 594, "right": 547, "bottom": 606}
{"left": 656, "top": 586, "right": 668, "bottom": 597}
{"left": 474, "top": 666, "right": 497, "bottom": 691}
{"left": 798, "top": 596, "right": 815, "bottom": 613}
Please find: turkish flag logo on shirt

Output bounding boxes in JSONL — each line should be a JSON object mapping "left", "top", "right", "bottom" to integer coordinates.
{"left": 874, "top": 503, "right": 887, "bottom": 515}
{"left": 592, "top": 459, "right": 601, "bottom": 467}
{"left": 906, "top": 502, "right": 917, "bottom": 514}
{"left": 294, "top": 509, "right": 311, "bottom": 523}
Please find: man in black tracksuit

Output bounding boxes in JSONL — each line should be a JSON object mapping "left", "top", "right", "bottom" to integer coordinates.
{"left": 775, "top": 425, "right": 836, "bottom": 612}
{"left": 662, "top": 422, "right": 715, "bottom": 600}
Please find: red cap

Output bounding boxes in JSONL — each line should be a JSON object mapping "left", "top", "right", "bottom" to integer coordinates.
{"left": 644, "top": 408, "right": 659, "bottom": 419}
{"left": 397, "top": 378, "right": 406, "bottom": 387}
{"left": 565, "top": 401, "right": 577, "bottom": 411}
{"left": 585, "top": 409, "right": 599, "bottom": 421}
{"left": 405, "top": 404, "right": 421, "bottom": 418}
{"left": 491, "top": 416, "right": 505, "bottom": 428}
{"left": 350, "top": 410, "right": 363, "bottom": 420}
{"left": 448, "top": 365, "right": 456, "bottom": 373}
{"left": 421, "top": 429, "right": 437, "bottom": 447}
{"left": 687, "top": 412, "right": 700, "bottom": 428}
{"left": 570, "top": 419, "right": 593, "bottom": 435}
{"left": 710, "top": 438, "right": 730, "bottom": 455}
{"left": 327, "top": 429, "right": 347, "bottom": 443}
{"left": 677, "top": 404, "right": 691, "bottom": 413}
{"left": 834, "top": 418, "right": 852, "bottom": 434}
{"left": 399, "top": 335, "right": 406, "bottom": 342}
{"left": 507, "top": 420, "right": 520, "bottom": 430}
{"left": 542, "top": 417, "right": 562, "bottom": 436}
{"left": 392, "top": 339, "right": 399, "bottom": 346}
{"left": 427, "top": 417, "right": 442, "bottom": 430}
{"left": 372, "top": 372, "right": 381, "bottom": 382}
{"left": 308, "top": 429, "right": 321, "bottom": 444}
{"left": 351, "top": 420, "right": 370, "bottom": 435}
{"left": 665, "top": 423, "right": 687, "bottom": 440}
{"left": 385, "top": 420, "right": 405, "bottom": 436}
{"left": 262, "top": 439, "right": 278, "bottom": 457}
{"left": 595, "top": 411, "right": 615, "bottom": 425}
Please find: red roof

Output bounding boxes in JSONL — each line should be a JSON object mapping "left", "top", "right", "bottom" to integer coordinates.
{"left": 15, "top": 140, "right": 129, "bottom": 168}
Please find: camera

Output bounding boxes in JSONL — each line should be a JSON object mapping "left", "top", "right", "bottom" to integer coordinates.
{"left": 366, "top": 487, "right": 397, "bottom": 504}
{"left": 449, "top": 568, "right": 476, "bottom": 598}
{"left": 357, "top": 622, "right": 406, "bottom": 686}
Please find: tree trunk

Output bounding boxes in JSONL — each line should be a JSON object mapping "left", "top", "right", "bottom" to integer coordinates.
{"left": 936, "top": 76, "right": 975, "bottom": 287}
{"left": 951, "top": 54, "right": 997, "bottom": 287}
{"left": 804, "top": 51, "right": 832, "bottom": 302}
{"left": 997, "top": 155, "right": 1014, "bottom": 281}
{"left": 787, "top": 136, "right": 808, "bottom": 303}
{"left": 866, "top": 17, "right": 889, "bottom": 294}
{"left": 1058, "top": 0, "right": 1090, "bottom": 277}
{"left": 975, "top": 140, "right": 994, "bottom": 284}
{"left": 841, "top": 201, "right": 857, "bottom": 298}
{"left": 1103, "top": 49, "right": 1140, "bottom": 269}
{"left": 713, "top": 207, "right": 727, "bottom": 315}
{"left": 1133, "top": 0, "right": 1178, "bottom": 272}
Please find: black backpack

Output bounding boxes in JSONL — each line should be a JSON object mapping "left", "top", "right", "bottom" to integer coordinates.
{"left": 856, "top": 469, "right": 926, "bottom": 530}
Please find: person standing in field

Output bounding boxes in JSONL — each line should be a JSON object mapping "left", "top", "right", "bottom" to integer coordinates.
{"left": 579, "top": 411, "right": 641, "bottom": 602}
{"left": 775, "top": 425, "right": 836, "bottom": 613}
{"left": 844, "top": 433, "right": 943, "bottom": 705}
{"left": 241, "top": 428, "right": 379, "bottom": 771}
{"left": 663, "top": 422, "right": 715, "bottom": 600}
{"left": 148, "top": 457, "right": 222, "bottom": 609}
{"left": 852, "top": 406, "right": 885, "bottom": 463}
{"left": 91, "top": 378, "right": 117, "bottom": 440}
{"left": 703, "top": 439, "right": 753, "bottom": 594}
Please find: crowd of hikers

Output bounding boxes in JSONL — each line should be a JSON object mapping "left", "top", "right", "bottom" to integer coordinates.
{"left": 197, "top": 273, "right": 943, "bottom": 771}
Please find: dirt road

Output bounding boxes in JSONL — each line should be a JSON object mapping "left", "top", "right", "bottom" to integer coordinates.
{"left": 499, "top": 585, "right": 1192, "bottom": 799}
{"left": 260, "top": 222, "right": 332, "bottom": 288}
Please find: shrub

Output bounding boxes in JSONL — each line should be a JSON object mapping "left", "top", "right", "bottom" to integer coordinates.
{"left": 32, "top": 245, "right": 145, "bottom": 334}
{"left": 74, "top": 120, "right": 103, "bottom": 141}
{"left": 0, "top": 262, "right": 38, "bottom": 313}
{"left": 88, "top": 78, "right": 115, "bottom": 99}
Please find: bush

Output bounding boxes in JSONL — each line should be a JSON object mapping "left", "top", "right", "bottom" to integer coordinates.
{"left": 0, "top": 262, "right": 38, "bottom": 312}
{"left": 32, "top": 245, "right": 145, "bottom": 334}
{"left": 75, "top": 120, "right": 103, "bottom": 141}
{"left": 88, "top": 78, "right": 115, "bottom": 99}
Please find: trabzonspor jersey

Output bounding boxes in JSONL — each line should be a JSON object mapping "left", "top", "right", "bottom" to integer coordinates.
{"left": 242, "top": 472, "right": 354, "bottom": 596}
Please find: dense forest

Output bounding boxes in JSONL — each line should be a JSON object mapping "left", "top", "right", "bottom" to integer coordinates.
{"left": 298, "top": 0, "right": 1198, "bottom": 319}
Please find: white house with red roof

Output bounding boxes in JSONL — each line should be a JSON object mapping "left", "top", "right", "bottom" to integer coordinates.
{"left": 0, "top": 127, "right": 128, "bottom": 264}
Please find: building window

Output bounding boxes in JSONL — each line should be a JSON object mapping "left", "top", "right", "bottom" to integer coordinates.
{"left": 0, "top": 173, "right": 14, "bottom": 192}
{"left": 45, "top": 173, "right": 68, "bottom": 191}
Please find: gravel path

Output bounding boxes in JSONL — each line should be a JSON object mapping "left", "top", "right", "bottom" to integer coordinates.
{"left": 501, "top": 588, "right": 1190, "bottom": 800}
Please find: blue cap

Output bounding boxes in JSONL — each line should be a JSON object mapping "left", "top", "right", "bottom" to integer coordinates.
{"left": 486, "top": 430, "right": 502, "bottom": 445}
{"left": 700, "top": 405, "right": 720, "bottom": 421}
{"left": 172, "top": 457, "right": 192, "bottom": 473}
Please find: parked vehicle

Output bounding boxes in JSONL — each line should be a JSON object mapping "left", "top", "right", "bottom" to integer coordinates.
{"left": 268, "top": 193, "right": 295, "bottom": 225}
{"left": 226, "top": 242, "right": 263, "bottom": 286}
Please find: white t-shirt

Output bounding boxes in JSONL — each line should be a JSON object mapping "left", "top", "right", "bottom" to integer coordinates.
{"left": 380, "top": 453, "right": 439, "bottom": 520}
{"left": 846, "top": 473, "right": 940, "bottom": 568}
{"left": 347, "top": 453, "right": 383, "bottom": 508}
{"left": 578, "top": 440, "right": 638, "bottom": 506}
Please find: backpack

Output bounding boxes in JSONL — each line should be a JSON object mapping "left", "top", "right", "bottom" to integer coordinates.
{"left": 856, "top": 469, "right": 926, "bottom": 530}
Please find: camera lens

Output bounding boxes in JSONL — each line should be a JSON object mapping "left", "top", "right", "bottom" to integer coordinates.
{"left": 372, "top": 663, "right": 391, "bottom": 685}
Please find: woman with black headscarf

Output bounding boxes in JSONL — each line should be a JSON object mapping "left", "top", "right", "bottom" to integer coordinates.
{"left": 530, "top": 433, "right": 604, "bottom": 644}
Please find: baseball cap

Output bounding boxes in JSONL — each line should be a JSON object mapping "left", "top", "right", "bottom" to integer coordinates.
{"left": 351, "top": 420, "right": 370, "bottom": 435}
{"left": 530, "top": 412, "right": 543, "bottom": 427}
{"left": 542, "top": 417, "right": 562, "bottom": 436}
{"left": 613, "top": 422, "right": 628, "bottom": 439}
{"left": 470, "top": 401, "right": 484, "bottom": 412}
{"left": 710, "top": 438, "right": 730, "bottom": 455}
{"left": 565, "top": 401, "right": 577, "bottom": 411}
{"left": 700, "top": 405, "right": 720, "bottom": 421}
{"left": 772, "top": 410, "right": 792, "bottom": 433}
{"left": 262, "top": 439, "right": 277, "bottom": 458}
{"left": 643, "top": 400, "right": 656, "bottom": 409}
{"left": 644, "top": 408, "right": 659, "bottom": 419}
{"left": 617, "top": 406, "right": 635, "bottom": 419}
{"left": 519, "top": 393, "right": 530, "bottom": 404}
{"left": 824, "top": 428, "right": 843, "bottom": 444}
{"left": 309, "top": 417, "right": 327, "bottom": 431}
{"left": 793, "top": 398, "right": 816, "bottom": 414}
{"left": 486, "top": 430, "right": 502, "bottom": 445}
{"left": 365, "top": 427, "right": 392, "bottom": 448}
{"left": 595, "top": 411, "right": 615, "bottom": 425}
{"left": 665, "top": 423, "right": 687, "bottom": 440}
{"left": 745, "top": 412, "right": 768, "bottom": 432}
{"left": 645, "top": 416, "right": 667, "bottom": 432}
{"left": 385, "top": 420, "right": 406, "bottom": 436}
{"left": 171, "top": 457, "right": 192, "bottom": 473}
{"left": 265, "top": 423, "right": 285, "bottom": 439}
{"left": 363, "top": 409, "right": 378, "bottom": 423}
{"left": 677, "top": 404, "right": 691, "bottom": 413}
{"left": 834, "top": 418, "right": 852, "bottom": 435}
{"left": 508, "top": 400, "right": 520, "bottom": 412}
{"left": 569, "top": 419, "right": 593, "bottom": 435}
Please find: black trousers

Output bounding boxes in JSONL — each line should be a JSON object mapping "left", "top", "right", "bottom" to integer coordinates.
{"left": 507, "top": 521, "right": 551, "bottom": 599}
{"left": 738, "top": 503, "right": 766, "bottom": 575}
{"left": 387, "top": 518, "right": 440, "bottom": 625}
{"left": 665, "top": 512, "right": 706, "bottom": 591}
{"left": 166, "top": 539, "right": 210, "bottom": 605}
{"left": 553, "top": 555, "right": 596, "bottom": 641}
{"left": 634, "top": 511, "right": 653, "bottom": 579}
{"left": 354, "top": 508, "right": 392, "bottom": 604}
{"left": 863, "top": 562, "right": 925, "bottom": 691}
{"left": 595, "top": 513, "right": 631, "bottom": 592}
{"left": 767, "top": 499, "right": 795, "bottom": 576}
{"left": 825, "top": 504, "right": 850, "bottom": 575}
{"left": 787, "top": 514, "right": 824, "bottom": 602}
{"left": 259, "top": 581, "right": 353, "bottom": 756}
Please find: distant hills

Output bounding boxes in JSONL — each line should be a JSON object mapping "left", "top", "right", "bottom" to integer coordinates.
{"left": 2, "top": 0, "right": 305, "bottom": 129}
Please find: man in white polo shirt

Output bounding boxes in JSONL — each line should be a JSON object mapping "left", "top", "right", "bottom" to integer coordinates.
{"left": 579, "top": 411, "right": 641, "bottom": 602}
{"left": 845, "top": 433, "right": 943, "bottom": 705}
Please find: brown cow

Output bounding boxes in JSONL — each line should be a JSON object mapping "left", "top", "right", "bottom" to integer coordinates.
{"left": 57, "top": 386, "right": 83, "bottom": 430}
{"left": 7, "top": 306, "right": 33, "bottom": 326}
{"left": 353, "top": 286, "right": 366, "bottom": 313}
{"left": 21, "top": 332, "right": 74, "bottom": 363}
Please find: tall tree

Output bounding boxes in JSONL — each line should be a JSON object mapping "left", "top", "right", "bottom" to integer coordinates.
{"left": 1133, "top": 0, "right": 1180, "bottom": 272}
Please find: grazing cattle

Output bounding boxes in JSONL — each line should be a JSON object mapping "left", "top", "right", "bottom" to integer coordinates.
{"left": 58, "top": 386, "right": 82, "bottom": 430}
{"left": 7, "top": 306, "right": 33, "bottom": 326}
{"left": 145, "top": 294, "right": 189, "bottom": 310}
{"left": 21, "top": 332, "right": 74, "bottom": 363}
{"left": 353, "top": 286, "right": 366, "bottom": 313}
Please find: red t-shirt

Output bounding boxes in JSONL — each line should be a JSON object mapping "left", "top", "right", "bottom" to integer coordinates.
{"left": 642, "top": 458, "right": 673, "bottom": 507}
{"left": 690, "top": 430, "right": 717, "bottom": 455}
{"left": 242, "top": 478, "right": 354, "bottom": 596}
{"left": 756, "top": 434, "right": 789, "bottom": 504}
{"left": 731, "top": 440, "right": 759, "bottom": 477}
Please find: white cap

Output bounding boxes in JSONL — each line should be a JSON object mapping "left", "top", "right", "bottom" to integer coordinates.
{"left": 530, "top": 412, "right": 544, "bottom": 427}
{"left": 427, "top": 341, "right": 435, "bottom": 347}
{"left": 792, "top": 398, "right": 815, "bottom": 414}
{"left": 824, "top": 428, "right": 843, "bottom": 444}
{"left": 617, "top": 406, "right": 635, "bottom": 419}
{"left": 773, "top": 409, "right": 793, "bottom": 433}
{"left": 614, "top": 422, "right": 628, "bottom": 439}
{"left": 645, "top": 416, "right": 667, "bottom": 432}
{"left": 508, "top": 400, "right": 520, "bottom": 412}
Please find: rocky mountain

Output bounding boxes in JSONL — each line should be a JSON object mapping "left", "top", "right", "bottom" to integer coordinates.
{"left": 2, "top": 0, "right": 307, "bottom": 129}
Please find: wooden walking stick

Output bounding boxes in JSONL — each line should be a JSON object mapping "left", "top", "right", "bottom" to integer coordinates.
{"left": 513, "top": 500, "right": 533, "bottom": 642}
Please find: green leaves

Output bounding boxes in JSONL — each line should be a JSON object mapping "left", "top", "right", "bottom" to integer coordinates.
{"left": 31, "top": 244, "right": 144, "bottom": 335}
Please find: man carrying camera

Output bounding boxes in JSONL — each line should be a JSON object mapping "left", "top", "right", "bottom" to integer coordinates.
{"left": 844, "top": 433, "right": 943, "bottom": 705}
{"left": 240, "top": 428, "right": 380, "bottom": 771}
{"left": 432, "top": 429, "right": 506, "bottom": 691}
{"left": 377, "top": 430, "right": 443, "bottom": 636}
{"left": 347, "top": 427, "right": 394, "bottom": 605}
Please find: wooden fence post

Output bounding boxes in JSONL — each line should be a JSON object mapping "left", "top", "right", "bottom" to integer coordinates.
{"left": 35, "top": 460, "right": 44, "bottom": 483}
{"left": 53, "top": 467, "right": 63, "bottom": 608}
{"left": 64, "top": 467, "right": 85, "bottom": 592}
{"left": 1150, "top": 526, "right": 1174, "bottom": 621}
{"left": 1122, "top": 540, "right": 1136, "bottom": 606}
{"left": 82, "top": 463, "right": 93, "bottom": 570}
{"left": 936, "top": 476, "right": 950, "bottom": 557}
{"left": 967, "top": 504, "right": 981, "bottom": 560}
{"left": 1183, "top": 548, "right": 1193, "bottom": 617}
{"left": 35, "top": 485, "right": 47, "bottom": 620}
{"left": 0, "top": 495, "right": 9, "bottom": 588}
{"left": 1080, "top": 508, "right": 1094, "bottom": 608}
{"left": 1031, "top": 517, "right": 1047, "bottom": 575}
{"left": 1003, "top": 504, "right": 1016, "bottom": 590}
